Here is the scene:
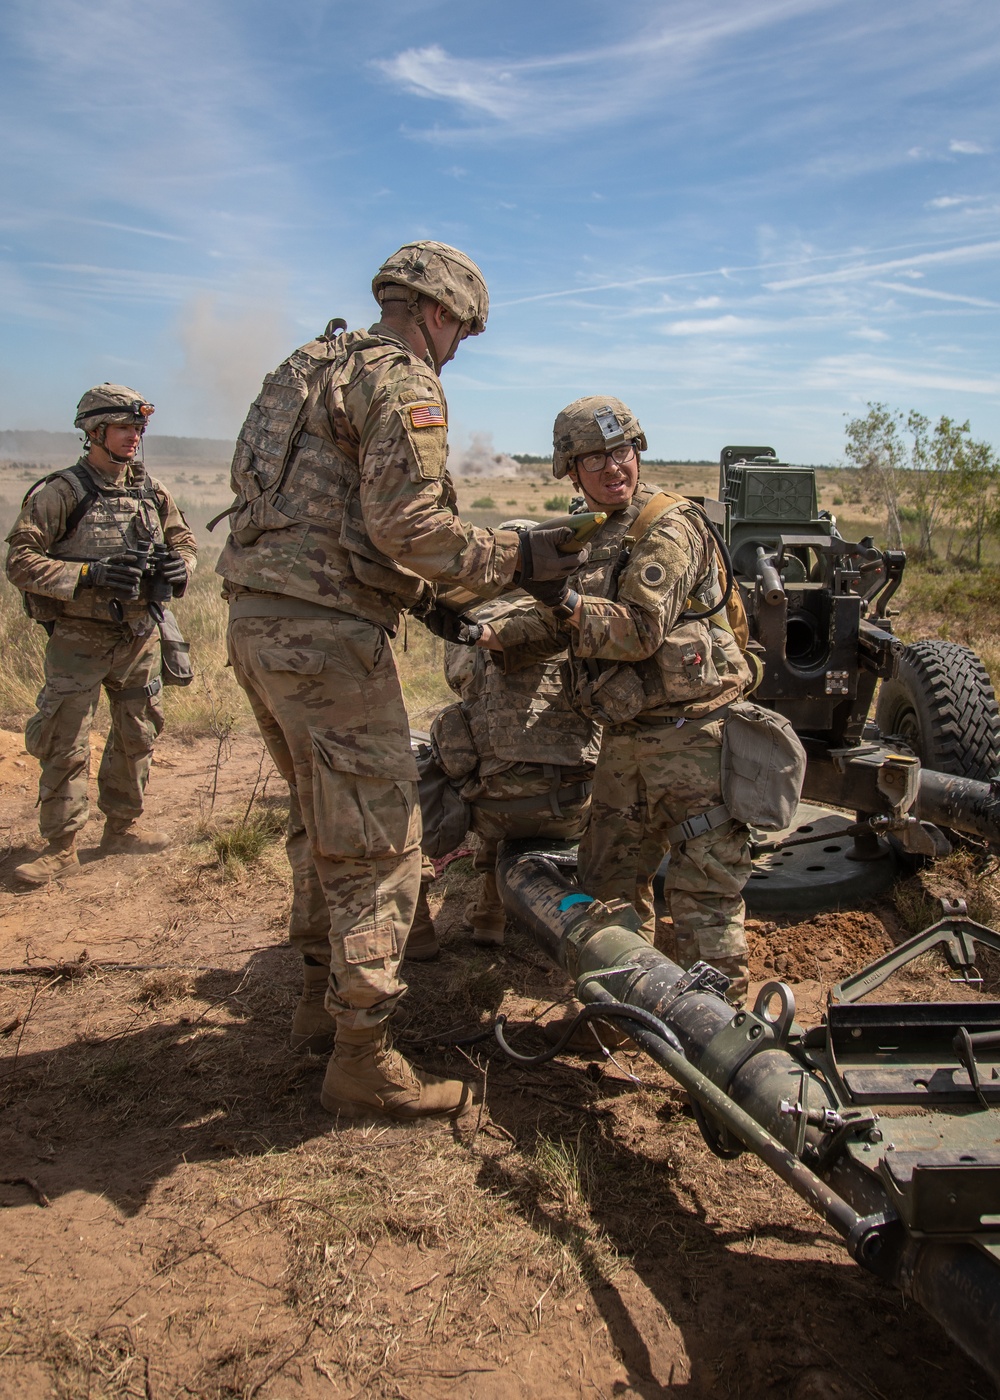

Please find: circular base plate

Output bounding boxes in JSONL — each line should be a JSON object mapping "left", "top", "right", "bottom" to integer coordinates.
{"left": 743, "top": 803, "right": 899, "bottom": 915}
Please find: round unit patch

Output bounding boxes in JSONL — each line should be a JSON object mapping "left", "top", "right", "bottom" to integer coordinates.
{"left": 639, "top": 561, "right": 667, "bottom": 587}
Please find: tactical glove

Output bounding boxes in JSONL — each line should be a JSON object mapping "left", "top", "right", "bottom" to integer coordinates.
{"left": 155, "top": 549, "right": 189, "bottom": 597}
{"left": 519, "top": 577, "right": 581, "bottom": 620}
{"left": 416, "top": 603, "right": 484, "bottom": 646}
{"left": 516, "top": 525, "right": 589, "bottom": 584}
{"left": 78, "top": 553, "right": 144, "bottom": 596}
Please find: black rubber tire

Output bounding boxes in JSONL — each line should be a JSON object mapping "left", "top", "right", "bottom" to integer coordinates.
{"left": 875, "top": 639, "right": 1000, "bottom": 781}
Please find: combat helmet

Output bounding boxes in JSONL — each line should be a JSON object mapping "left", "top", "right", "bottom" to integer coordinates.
{"left": 74, "top": 384, "right": 154, "bottom": 436}
{"left": 373, "top": 241, "right": 489, "bottom": 336}
{"left": 551, "top": 396, "right": 646, "bottom": 479}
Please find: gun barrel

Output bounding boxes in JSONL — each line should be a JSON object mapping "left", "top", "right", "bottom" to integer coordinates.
{"left": 916, "top": 768, "right": 1000, "bottom": 849}
{"left": 495, "top": 840, "right": 1000, "bottom": 1387}
{"left": 755, "top": 547, "right": 786, "bottom": 606}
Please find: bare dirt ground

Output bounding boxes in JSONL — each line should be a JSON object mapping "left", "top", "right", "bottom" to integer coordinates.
{"left": 0, "top": 730, "right": 996, "bottom": 1400}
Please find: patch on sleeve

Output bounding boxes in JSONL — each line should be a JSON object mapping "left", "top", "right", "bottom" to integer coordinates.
{"left": 640, "top": 561, "right": 667, "bottom": 587}
{"left": 408, "top": 402, "right": 446, "bottom": 429}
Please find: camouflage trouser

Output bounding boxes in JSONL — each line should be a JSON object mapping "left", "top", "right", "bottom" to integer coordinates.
{"left": 577, "top": 714, "right": 751, "bottom": 964}
{"left": 227, "top": 614, "right": 421, "bottom": 1032}
{"left": 24, "top": 617, "right": 163, "bottom": 842}
{"left": 466, "top": 765, "right": 591, "bottom": 924}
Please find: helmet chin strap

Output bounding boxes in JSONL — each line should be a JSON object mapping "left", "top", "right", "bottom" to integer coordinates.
{"left": 88, "top": 424, "right": 142, "bottom": 468}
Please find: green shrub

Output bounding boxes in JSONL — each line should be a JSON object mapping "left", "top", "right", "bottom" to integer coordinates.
{"left": 471, "top": 496, "right": 495, "bottom": 509}
{"left": 543, "top": 495, "right": 569, "bottom": 512}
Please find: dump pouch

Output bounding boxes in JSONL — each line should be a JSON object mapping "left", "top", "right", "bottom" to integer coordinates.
{"left": 720, "top": 701, "right": 807, "bottom": 831}
{"left": 158, "top": 608, "right": 194, "bottom": 687}
{"left": 416, "top": 741, "right": 471, "bottom": 859}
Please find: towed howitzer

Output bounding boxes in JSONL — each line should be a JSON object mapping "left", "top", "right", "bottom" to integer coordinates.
{"left": 495, "top": 840, "right": 1000, "bottom": 1388}
{"left": 714, "top": 445, "right": 1000, "bottom": 855}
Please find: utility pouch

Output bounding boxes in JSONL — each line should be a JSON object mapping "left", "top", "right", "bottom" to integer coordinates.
{"left": 158, "top": 607, "right": 194, "bottom": 687}
{"left": 575, "top": 663, "right": 647, "bottom": 726}
{"left": 415, "top": 741, "right": 471, "bottom": 859}
{"left": 720, "top": 701, "right": 807, "bottom": 831}
{"left": 652, "top": 618, "right": 722, "bottom": 702}
{"left": 430, "top": 702, "right": 479, "bottom": 781}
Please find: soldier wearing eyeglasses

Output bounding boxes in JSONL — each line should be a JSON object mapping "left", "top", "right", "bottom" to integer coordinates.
{"left": 478, "top": 395, "right": 755, "bottom": 1007}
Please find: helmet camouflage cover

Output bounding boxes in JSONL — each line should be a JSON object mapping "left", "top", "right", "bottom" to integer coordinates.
{"left": 74, "top": 383, "right": 154, "bottom": 434}
{"left": 551, "top": 395, "right": 646, "bottom": 479}
{"left": 372, "top": 241, "right": 489, "bottom": 334}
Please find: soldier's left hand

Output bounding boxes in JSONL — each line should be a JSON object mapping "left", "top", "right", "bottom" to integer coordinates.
{"left": 157, "top": 549, "right": 189, "bottom": 596}
{"left": 416, "top": 603, "right": 483, "bottom": 645}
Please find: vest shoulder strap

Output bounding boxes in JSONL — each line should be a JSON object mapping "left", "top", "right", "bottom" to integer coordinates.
{"left": 621, "top": 490, "right": 690, "bottom": 547}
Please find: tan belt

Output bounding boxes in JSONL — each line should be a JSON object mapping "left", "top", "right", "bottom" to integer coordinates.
{"left": 228, "top": 593, "right": 353, "bottom": 623}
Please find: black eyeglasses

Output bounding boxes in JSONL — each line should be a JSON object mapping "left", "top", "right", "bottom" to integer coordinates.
{"left": 575, "top": 441, "right": 638, "bottom": 474}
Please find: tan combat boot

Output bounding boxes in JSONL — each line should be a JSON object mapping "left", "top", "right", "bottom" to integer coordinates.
{"left": 320, "top": 1024, "right": 473, "bottom": 1120}
{"left": 100, "top": 819, "right": 171, "bottom": 855}
{"left": 468, "top": 870, "right": 506, "bottom": 946}
{"left": 403, "top": 885, "right": 440, "bottom": 962}
{"left": 14, "top": 835, "right": 79, "bottom": 887}
{"left": 289, "top": 959, "right": 336, "bottom": 1055}
{"left": 712, "top": 956, "right": 750, "bottom": 1006}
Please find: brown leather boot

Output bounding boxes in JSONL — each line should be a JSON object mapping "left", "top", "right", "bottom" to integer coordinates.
{"left": 14, "top": 835, "right": 79, "bottom": 886}
{"left": 712, "top": 956, "right": 750, "bottom": 1006}
{"left": 404, "top": 885, "right": 440, "bottom": 961}
{"left": 289, "top": 959, "right": 336, "bottom": 1054}
{"left": 100, "top": 819, "right": 170, "bottom": 855}
{"left": 320, "top": 1024, "right": 473, "bottom": 1120}
{"left": 467, "top": 868, "right": 506, "bottom": 947}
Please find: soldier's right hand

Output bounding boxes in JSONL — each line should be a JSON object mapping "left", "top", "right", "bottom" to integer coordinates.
{"left": 516, "top": 525, "right": 589, "bottom": 583}
{"left": 78, "top": 552, "right": 144, "bottom": 594}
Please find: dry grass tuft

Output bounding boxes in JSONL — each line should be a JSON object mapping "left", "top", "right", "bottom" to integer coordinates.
{"left": 0, "top": 1310, "right": 145, "bottom": 1400}
{"left": 135, "top": 969, "right": 193, "bottom": 1005}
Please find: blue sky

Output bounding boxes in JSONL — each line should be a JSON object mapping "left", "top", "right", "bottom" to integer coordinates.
{"left": 1, "top": 0, "right": 997, "bottom": 463}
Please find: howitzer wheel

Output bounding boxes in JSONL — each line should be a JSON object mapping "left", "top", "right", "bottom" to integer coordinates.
{"left": 876, "top": 639, "right": 1000, "bottom": 782}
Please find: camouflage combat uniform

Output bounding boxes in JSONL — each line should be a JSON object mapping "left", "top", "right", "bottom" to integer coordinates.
{"left": 217, "top": 322, "right": 520, "bottom": 1032}
{"left": 490, "top": 486, "right": 753, "bottom": 968}
{"left": 437, "top": 595, "right": 599, "bottom": 942}
{"left": 5, "top": 459, "right": 197, "bottom": 841}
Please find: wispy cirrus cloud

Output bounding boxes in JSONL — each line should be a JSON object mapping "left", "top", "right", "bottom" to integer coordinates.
{"left": 375, "top": 0, "right": 835, "bottom": 136}
{"left": 950, "top": 139, "right": 987, "bottom": 155}
{"left": 765, "top": 240, "right": 1000, "bottom": 290}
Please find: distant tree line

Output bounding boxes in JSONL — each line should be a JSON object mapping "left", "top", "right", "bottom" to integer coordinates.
{"left": 510, "top": 453, "right": 714, "bottom": 467}
{"left": 843, "top": 403, "right": 999, "bottom": 565}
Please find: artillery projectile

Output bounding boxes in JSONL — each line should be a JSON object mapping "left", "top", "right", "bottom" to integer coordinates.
{"left": 495, "top": 839, "right": 1000, "bottom": 1388}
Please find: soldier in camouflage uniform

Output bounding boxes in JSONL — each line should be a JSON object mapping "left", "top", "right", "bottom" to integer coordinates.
{"left": 430, "top": 581, "right": 599, "bottom": 948}
{"left": 479, "top": 397, "right": 754, "bottom": 1001}
{"left": 216, "top": 241, "right": 586, "bottom": 1120}
{"left": 5, "top": 385, "right": 196, "bottom": 886}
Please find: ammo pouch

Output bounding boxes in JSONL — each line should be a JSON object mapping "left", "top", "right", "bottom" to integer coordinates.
{"left": 574, "top": 663, "right": 646, "bottom": 726}
{"left": 429, "top": 702, "right": 479, "bottom": 780}
{"left": 416, "top": 741, "right": 471, "bottom": 860}
{"left": 158, "top": 608, "right": 194, "bottom": 687}
{"left": 720, "top": 701, "right": 807, "bottom": 831}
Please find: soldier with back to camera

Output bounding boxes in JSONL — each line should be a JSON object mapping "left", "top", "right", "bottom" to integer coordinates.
{"left": 477, "top": 396, "right": 755, "bottom": 1006}
{"left": 215, "top": 240, "right": 586, "bottom": 1121}
{"left": 5, "top": 384, "right": 196, "bottom": 886}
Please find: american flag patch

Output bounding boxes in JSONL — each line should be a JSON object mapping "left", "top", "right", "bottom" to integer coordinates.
{"left": 409, "top": 402, "right": 446, "bottom": 429}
